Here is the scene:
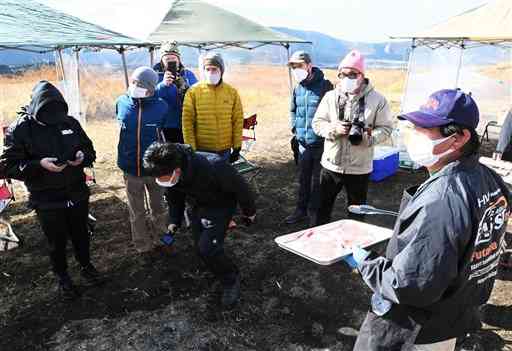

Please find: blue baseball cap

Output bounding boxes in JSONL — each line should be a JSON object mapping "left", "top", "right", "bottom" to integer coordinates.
{"left": 399, "top": 89, "right": 479, "bottom": 129}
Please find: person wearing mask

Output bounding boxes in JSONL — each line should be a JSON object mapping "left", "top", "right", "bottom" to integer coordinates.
{"left": 346, "top": 89, "right": 511, "bottom": 351}
{"left": 0, "top": 81, "right": 101, "bottom": 301}
{"left": 182, "top": 52, "right": 243, "bottom": 164}
{"left": 493, "top": 108, "right": 512, "bottom": 161}
{"left": 312, "top": 50, "right": 392, "bottom": 225}
{"left": 143, "top": 142, "right": 256, "bottom": 307}
{"left": 285, "top": 51, "right": 333, "bottom": 225}
{"left": 154, "top": 41, "right": 198, "bottom": 143}
{"left": 116, "top": 67, "right": 169, "bottom": 254}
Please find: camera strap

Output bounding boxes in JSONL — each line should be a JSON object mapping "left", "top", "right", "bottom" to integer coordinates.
{"left": 337, "top": 95, "right": 366, "bottom": 123}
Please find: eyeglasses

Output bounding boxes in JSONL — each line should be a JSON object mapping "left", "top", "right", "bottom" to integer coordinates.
{"left": 338, "top": 71, "right": 360, "bottom": 79}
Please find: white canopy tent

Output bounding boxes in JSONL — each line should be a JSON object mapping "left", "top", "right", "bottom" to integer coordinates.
{"left": 393, "top": 0, "right": 512, "bottom": 129}
{"left": 2, "top": 0, "right": 309, "bottom": 122}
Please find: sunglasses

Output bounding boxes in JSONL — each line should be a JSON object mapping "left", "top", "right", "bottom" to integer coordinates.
{"left": 338, "top": 71, "right": 360, "bottom": 79}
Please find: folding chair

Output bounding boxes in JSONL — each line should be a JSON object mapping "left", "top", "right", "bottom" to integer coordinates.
{"left": 0, "top": 178, "right": 19, "bottom": 251}
{"left": 480, "top": 120, "right": 502, "bottom": 144}
{"left": 233, "top": 113, "right": 260, "bottom": 175}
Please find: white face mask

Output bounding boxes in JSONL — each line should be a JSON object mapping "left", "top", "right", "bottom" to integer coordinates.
{"left": 128, "top": 85, "right": 147, "bottom": 98}
{"left": 155, "top": 171, "right": 180, "bottom": 188}
{"left": 292, "top": 68, "right": 308, "bottom": 82}
{"left": 204, "top": 70, "right": 221, "bottom": 85}
{"left": 405, "top": 132, "right": 454, "bottom": 167}
{"left": 341, "top": 77, "right": 359, "bottom": 94}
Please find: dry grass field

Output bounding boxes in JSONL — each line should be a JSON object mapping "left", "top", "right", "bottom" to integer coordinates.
{"left": 0, "top": 65, "right": 511, "bottom": 350}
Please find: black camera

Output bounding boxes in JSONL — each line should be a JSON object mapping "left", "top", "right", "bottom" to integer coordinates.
{"left": 348, "top": 117, "right": 365, "bottom": 145}
{"left": 166, "top": 61, "right": 178, "bottom": 75}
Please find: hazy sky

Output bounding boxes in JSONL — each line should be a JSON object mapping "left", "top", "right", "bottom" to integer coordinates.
{"left": 39, "top": 0, "right": 489, "bottom": 42}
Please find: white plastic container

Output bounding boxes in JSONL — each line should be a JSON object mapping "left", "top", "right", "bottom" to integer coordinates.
{"left": 275, "top": 220, "right": 393, "bottom": 265}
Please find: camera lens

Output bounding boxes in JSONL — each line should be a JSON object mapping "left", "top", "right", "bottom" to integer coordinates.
{"left": 348, "top": 121, "right": 364, "bottom": 145}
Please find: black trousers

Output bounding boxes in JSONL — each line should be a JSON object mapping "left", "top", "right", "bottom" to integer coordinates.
{"left": 296, "top": 144, "right": 323, "bottom": 213}
{"left": 162, "top": 128, "right": 184, "bottom": 144}
{"left": 191, "top": 206, "right": 238, "bottom": 286}
{"left": 315, "top": 168, "right": 370, "bottom": 225}
{"left": 36, "top": 200, "right": 90, "bottom": 277}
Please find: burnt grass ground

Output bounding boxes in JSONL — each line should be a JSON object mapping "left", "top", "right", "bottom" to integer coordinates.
{"left": 0, "top": 134, "right": 511, "bottom": 350}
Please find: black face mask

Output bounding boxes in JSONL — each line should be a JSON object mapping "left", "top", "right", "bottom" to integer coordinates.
{"left": 37, "top": 101, "right": 67, "bottom": 126}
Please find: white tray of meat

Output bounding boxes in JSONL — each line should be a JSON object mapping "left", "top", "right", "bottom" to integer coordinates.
{"left": 275, "top": 220, "right": 393, "bottom": 265}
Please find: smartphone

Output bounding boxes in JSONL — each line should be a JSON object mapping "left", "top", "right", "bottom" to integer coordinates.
{"left": 166, "top": 61, "right": 178, "bottom": 75}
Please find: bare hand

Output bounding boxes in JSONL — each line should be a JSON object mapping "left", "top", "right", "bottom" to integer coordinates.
{"left": 163, "top": 71, "right": 175, "bottom": 86}
{"left": 67, "top": 151, "right": 84, "bottom": 166}
{"left": 40, "top": 157, "right": 67, "bottom": 172}
{"left": 168, "top": 224, "right": 178, "bottom": 234}
{"left": 335, "top": 121, "right": 351, "bottom": 136}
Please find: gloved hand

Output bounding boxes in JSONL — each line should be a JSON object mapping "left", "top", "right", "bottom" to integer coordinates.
{"left": 229, "top": 148, "right": 241, "bottom": 163}
{"left": 343, "top": 246, "right": 370, "bottom": 269}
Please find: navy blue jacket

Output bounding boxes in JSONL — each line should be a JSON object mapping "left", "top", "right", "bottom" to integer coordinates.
{"left": 355, "top": 155, "right": 511, "bottom": 349}
{"left": 153, "top": 63, "right": 197, "bottom": 130}
{"left": 290, "top": 67, "right": 332, "bottom": 146}
{"left": 155, "top": 83, "right": 181, "bottom": 129}
{"left": 116, "top": 94, "right": 167, "bottom": 176}
{"left": 166, "top": 145, "right": 257, "bottom": 227}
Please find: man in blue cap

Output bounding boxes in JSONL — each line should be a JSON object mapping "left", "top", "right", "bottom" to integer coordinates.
{"left": 345, "top": 89, "right": 511, "bottom": 350}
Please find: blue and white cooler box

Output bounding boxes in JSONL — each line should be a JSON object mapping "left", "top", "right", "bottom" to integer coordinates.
{"left": 370, "top": 146, "right": 399, "bottom": 182}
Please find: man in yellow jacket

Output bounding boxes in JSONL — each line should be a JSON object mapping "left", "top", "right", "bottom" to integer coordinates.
{"left": 182, "top": 52, "right": 244, "bottom": 163}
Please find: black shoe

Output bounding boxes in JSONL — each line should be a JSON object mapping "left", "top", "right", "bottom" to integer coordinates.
{"left": 221, "top": 275, "right": 240, "bottom": 308}
{"left": 58, "top": 274, "right": 81, "bottom": 301}
{"left": 80, "top": 264, "right": 105, "bottom": 287}
{"left": 284, "top": 209, "right": 307, "bottom": 224}
{"left": 456, "top": 334, "right": 484, "bottom": 351}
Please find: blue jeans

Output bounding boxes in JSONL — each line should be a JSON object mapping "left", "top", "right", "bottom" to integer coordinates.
{"left": 296, "top": 143, "right": 323, "bottom": 214}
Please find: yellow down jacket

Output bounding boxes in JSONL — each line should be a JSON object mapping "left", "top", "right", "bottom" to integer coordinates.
{"left": 182, "top": 81, "right": 243, "bottom": 152}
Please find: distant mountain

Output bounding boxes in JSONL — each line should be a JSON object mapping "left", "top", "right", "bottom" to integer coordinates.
{"left": 270, "top": 27, "right": 411, "bottom": 68}
{"left": 0, "top": 27, "right": 412, "bottom": 71}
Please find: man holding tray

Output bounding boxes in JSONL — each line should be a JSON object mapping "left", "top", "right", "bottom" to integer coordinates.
{"left": 346, "top": 89, "right": 511, "bottom": 351}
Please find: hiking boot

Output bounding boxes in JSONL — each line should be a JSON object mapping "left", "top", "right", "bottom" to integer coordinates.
{"left": 58, "top": 274, "right": 81, "bottom": 301}
{"left": 221, "top": 275, "right": 241, "bottom": 308}
{"left": 80, "top": 264, "right": 105, "bottom": 287}
{"left": 456, "top": 334, "right": 484, "bottom": 351}
{"left": 284, "top": 209, "right": 307, "bottom": 224}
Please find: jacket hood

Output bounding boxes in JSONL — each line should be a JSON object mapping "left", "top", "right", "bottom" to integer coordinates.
{"left": 26, "top": 81, "right": 68, "bottom": 121}
{"left": 301, "top": 67, "right": 325, "bottom": 87}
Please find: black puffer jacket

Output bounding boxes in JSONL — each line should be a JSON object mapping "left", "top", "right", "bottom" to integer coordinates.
{"left": 166, "top": 145, "right": 256, "bottom": 227}
{"left": 0, "top": 81, "right": 96, "bottom": 209}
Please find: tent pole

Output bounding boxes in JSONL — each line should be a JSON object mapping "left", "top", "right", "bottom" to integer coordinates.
{"left": 75, "top": 47, "right": 83, "bottom": 122}
{"left": 57, "top": 48, "right": 67, "bottom": 82}
{"left": 454, "top": 40, "right": 465, "bottom": 89}
{"left": 120, "top": 46, "right": 129, "bottom": 89}
{"left": 399, "top": 39, "right": 416, "bottom": 113}
{"left": 284, "top": 43, "right": 293, "bottom": 97}
{"left": 149, "top": 46, "right": 155, "bottom": 67}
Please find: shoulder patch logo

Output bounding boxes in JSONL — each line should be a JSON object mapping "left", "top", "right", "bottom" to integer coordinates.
{"left": 475, "top": 196, "right": 508, "bottom": 246}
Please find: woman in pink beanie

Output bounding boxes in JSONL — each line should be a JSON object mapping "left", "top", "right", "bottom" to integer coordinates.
{"left": 338, "top": 50, "right": 366, "bottom": 94}
{"left": 311, "top": 49, "right": 393, "bottom": 226}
